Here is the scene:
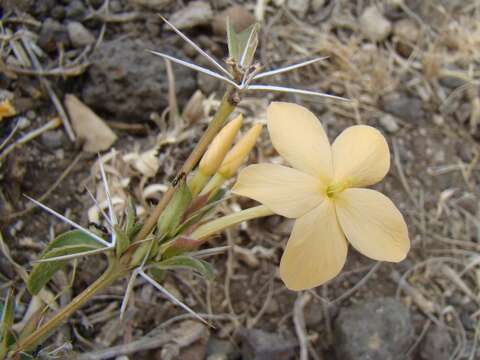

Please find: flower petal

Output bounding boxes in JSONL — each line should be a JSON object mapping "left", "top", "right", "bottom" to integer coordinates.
{"left": 267, "top": 102, "right": 333, "bottom": 182}
{"left": 335, "top": 188, "right": 410, "bottom": 262}
{"left": 232, "top": 164, "right": 324, "bottom": 218}
{"left": 331, "top": 125, "right": 390, "bottom": 187}
{"left": 280, "top": 200, "right": 348, "bottom": 290}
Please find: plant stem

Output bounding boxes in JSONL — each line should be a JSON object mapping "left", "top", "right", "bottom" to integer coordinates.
{"left": 12, "top": 261, "right": 127, "bottom": 356}
{"left": 190, "top": 205, "right": 274, "bottom": 240}
{"left": 134, "top": 86, "right": 239, "bottom": 243}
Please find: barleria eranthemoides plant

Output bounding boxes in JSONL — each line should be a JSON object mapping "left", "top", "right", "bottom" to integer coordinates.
{"left": 0, "top": 16, "right": 410, "bottom": 359}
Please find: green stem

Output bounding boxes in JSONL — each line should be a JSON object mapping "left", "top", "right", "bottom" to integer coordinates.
{"left": 12, "top": 261, "right": 127, "bottom": 356}
{"left": 191, "top": 205, "right": 274, "bottom": 240}
{"left": 133, "top": 86, "right": 239, "bottom": 244}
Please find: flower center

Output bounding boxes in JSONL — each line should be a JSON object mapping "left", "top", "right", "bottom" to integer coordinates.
{"left": 326, "top": 180, "right": 350, "bottom": 198}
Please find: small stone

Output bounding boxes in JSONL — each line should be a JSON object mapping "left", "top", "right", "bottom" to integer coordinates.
{"left": 17, "top": 117, "right": 31, "bottom": 130}
{"left": 212, "top": 5, "right": 255, "bottom": 36}
{"left": 335, "top": 298, "right": 412, "bottom": 360}
{"left": 41, "top": 130, "right": 65, "bottom": 149}
{"left": 169, "top": 1, "right": 213, "bottom": 29}
{"left": 419, "top": 325, "right": 454, "bottom": 360}
{"left": 439, "top": 65, "right": 466, "bottom": 89}
{"left": 381, "top": 92, "right": 424, "bottom": 122}
{"left": 197, "top": 72, "right": 220, "bottom": 94}
{"left": 287, "top": 0, "right": 310, "bottom": 17}
{"left": 65, "top": 0, "right": 87, "bottom": 20}
{"left": 311, "top": 0, "right": 325, "bottom": 11}
{"left": 128, "top": 0, "right": 172, "bottom": 10}
{"left": 456, "top": 193, "right": 477, "bottom": 214}
{"left": 38, "top": 18, "right": 70, "bottom": 52}
{"left": 82, "top": 38, "right": 196, "bottom": 121}
{"left": 26, "top": 110, "right": 36, "bottom": 120}
{"left": 109, "top": 0, "right": 123, "bottom": 13}
{"left": 360, "top": 6, "right": 392, "bottom": 42}
{"left": 238, "top": 328, "right": 296, "bottom": 360}
{"left": 205, "top": 337, "right": 239, "bottom": 360}
{"left": 379, "top": 114, "right": 400, "bottom": 133}
{"left": 67, "top": 21, "right": 95, "bottom": 48}
{"left": 51, "top": 5, "right": 66, "bottom": 21}
{"left": 393, "top": 19, "right": 419, "bottom": 57}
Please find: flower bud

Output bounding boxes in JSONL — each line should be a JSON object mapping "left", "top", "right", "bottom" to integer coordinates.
{"left": 199, "top": 114, "right": 243, "bottom": 176}
{"left": 218, "top": 123, "right": 262, "bottom": 178}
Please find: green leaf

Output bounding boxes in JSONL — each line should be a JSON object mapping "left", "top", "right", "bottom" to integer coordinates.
{"left": 157, "top": 180, "right": 192, "bottom": 239}
{"left": 0, "top": 289, "right": 14, "bottom": 357}
{"left": 114, "top": 225, "right": 130, "bottom": 257}
{"left": 125, "top": 197, "right": 136, "bottom": 236}
{"left": 27, "top": 230, "right": 104, "bottom": 295}
{"left": 227, "top": 19, "right": 259, "bottom": 67}
{"left": 152, "top": 255, "right": 215, "bottom": 280}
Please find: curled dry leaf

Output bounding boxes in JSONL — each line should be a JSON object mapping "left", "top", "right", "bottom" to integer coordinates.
{"left": 0, "top": 99, "right": 17, "bottom": 121}
{"left": 65, "top": 94, "right": 117, "bottom": 153}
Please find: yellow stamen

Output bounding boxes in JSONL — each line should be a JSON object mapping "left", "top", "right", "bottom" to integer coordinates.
{"left": 326, "top": 180, "right": 351, "bottom": 198}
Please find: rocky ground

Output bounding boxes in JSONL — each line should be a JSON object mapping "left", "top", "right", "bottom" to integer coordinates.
{"left": 1, "top": 0, "right": 480, "bottom": 359}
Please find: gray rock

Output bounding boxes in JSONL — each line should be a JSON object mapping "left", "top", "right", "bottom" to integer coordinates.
{"left": 197, "top": 72, "right": 220, "bottom": 94}
{"left": 128, "top": 0, "right": 172, "bottom": 11}
{"left": 38, "top": 18, "right": 70, "bottom": 52}
{"left": 41, "top": 130, "right": 65, "bottom": 149}
{"left": 82, "top": 38, "right": 196, "bottom": 121}
{"left": 238, "top": 328, "right": 296, "bottom": 360}
{"left": 205, "top": 337, "right": 239, "bottom": 360}
{"left": 65, "top": 0, "right": 86, "bottom": 20}
{"left": 381, "top": 92, "right": 424, "bottom": 122}
{"left": 360, "top": 6, "right": 392, "bottom": 41}
{"left": 334, "top": 297, "right": 413, "bottom": 360}
{"left": 287, "top": 0, "right": 310, "bottom": 17}
{"left": 379, "top": 114, "right": 400, "bottom": 133}
{"left": 169, "top": 1, "right": 213, "bottom": 29}
{"left": 67, "top": 21, "right": 95, "bottom": 48}
{"left": 51, "top": 5, "right": 66, "bottom": 21}
{"left": 419, "top": 325, "right": 453, "bottom": 360}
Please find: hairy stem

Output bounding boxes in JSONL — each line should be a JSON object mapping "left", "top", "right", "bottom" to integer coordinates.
{"left": 13, "top": 261, "right": 127, "bottom": 356}
{"left": 134, "top": 86, "right": 239, "bottom": 243}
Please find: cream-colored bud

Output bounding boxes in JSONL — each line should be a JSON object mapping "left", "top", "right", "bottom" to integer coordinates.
{"left": 199, "top": 114, "right": 243, "bottom": 176}
{"left": 218, "top": 123, "right": 263, "bottom": 178}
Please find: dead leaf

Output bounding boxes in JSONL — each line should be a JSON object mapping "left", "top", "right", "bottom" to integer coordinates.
{"left": 0, "top": 99, "right": 17, "bottom": 120}
{"left": 65, "top": 94, "right": 117, "bottom": 152}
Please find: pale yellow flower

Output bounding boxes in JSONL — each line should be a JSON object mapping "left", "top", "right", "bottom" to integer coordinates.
{"left": 232, "top": 102, "right": 410, "bottom": 291}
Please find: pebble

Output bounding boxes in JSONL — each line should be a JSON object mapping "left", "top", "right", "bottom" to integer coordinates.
{"left": 393, "top": 19, "right": 419, "bottom": 57}
{"left": 82, "top": 38, "right": 196, "bottom": 121}
{"left": 38, "top": 18, "right": 70, "bottom": 52}
{"left": 381, "top": 92, "right": 424, "bottom": 122}
{"left": 41, "top": 130, "right": 65, "bottom": 149}
{"left": 287, "top": 0, "right": 310, "bottom": 17}
{"left": 128, "top": 0, "right": 172, "bottom": 10}
{"left": 169, "top": 1, "right": 213, "bottom": 29}
{"left": 419, "top": 325, "right": 454, "bottom": 360}
{"left": 16, "top": 117, "right": 31, "bottom": 130}
{"left": 379, "top": 114, "right": 400, "bottom": 133}
{"left": 205, "top": 337, "right": 239, "bottom": 360}
{"left": 197, "top": 71, "right": 220, "bottom": 94}
{"left": 212, "top": 5, "right": 255, "bottom": 36}
{"left": 359, "top": 6, "right": 392, "bottom": 41}
{"left": 51, "top": 5, "right": 66, "bottom": 21}
{"left": 65, "top": 0, "right": 86, "bottom": 20}
{"left": 67, "top": 21, "right": 95, "bottom": 48}
{"left": 334, "top": 297, "right": 413, "bottom": 360}
{"left": 238, "top": 328, "right": 296, "bottom": 360}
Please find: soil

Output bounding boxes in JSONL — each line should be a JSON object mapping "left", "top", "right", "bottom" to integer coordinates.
{"left": 1, "top": 1, "right": 480, "bottom": 359}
